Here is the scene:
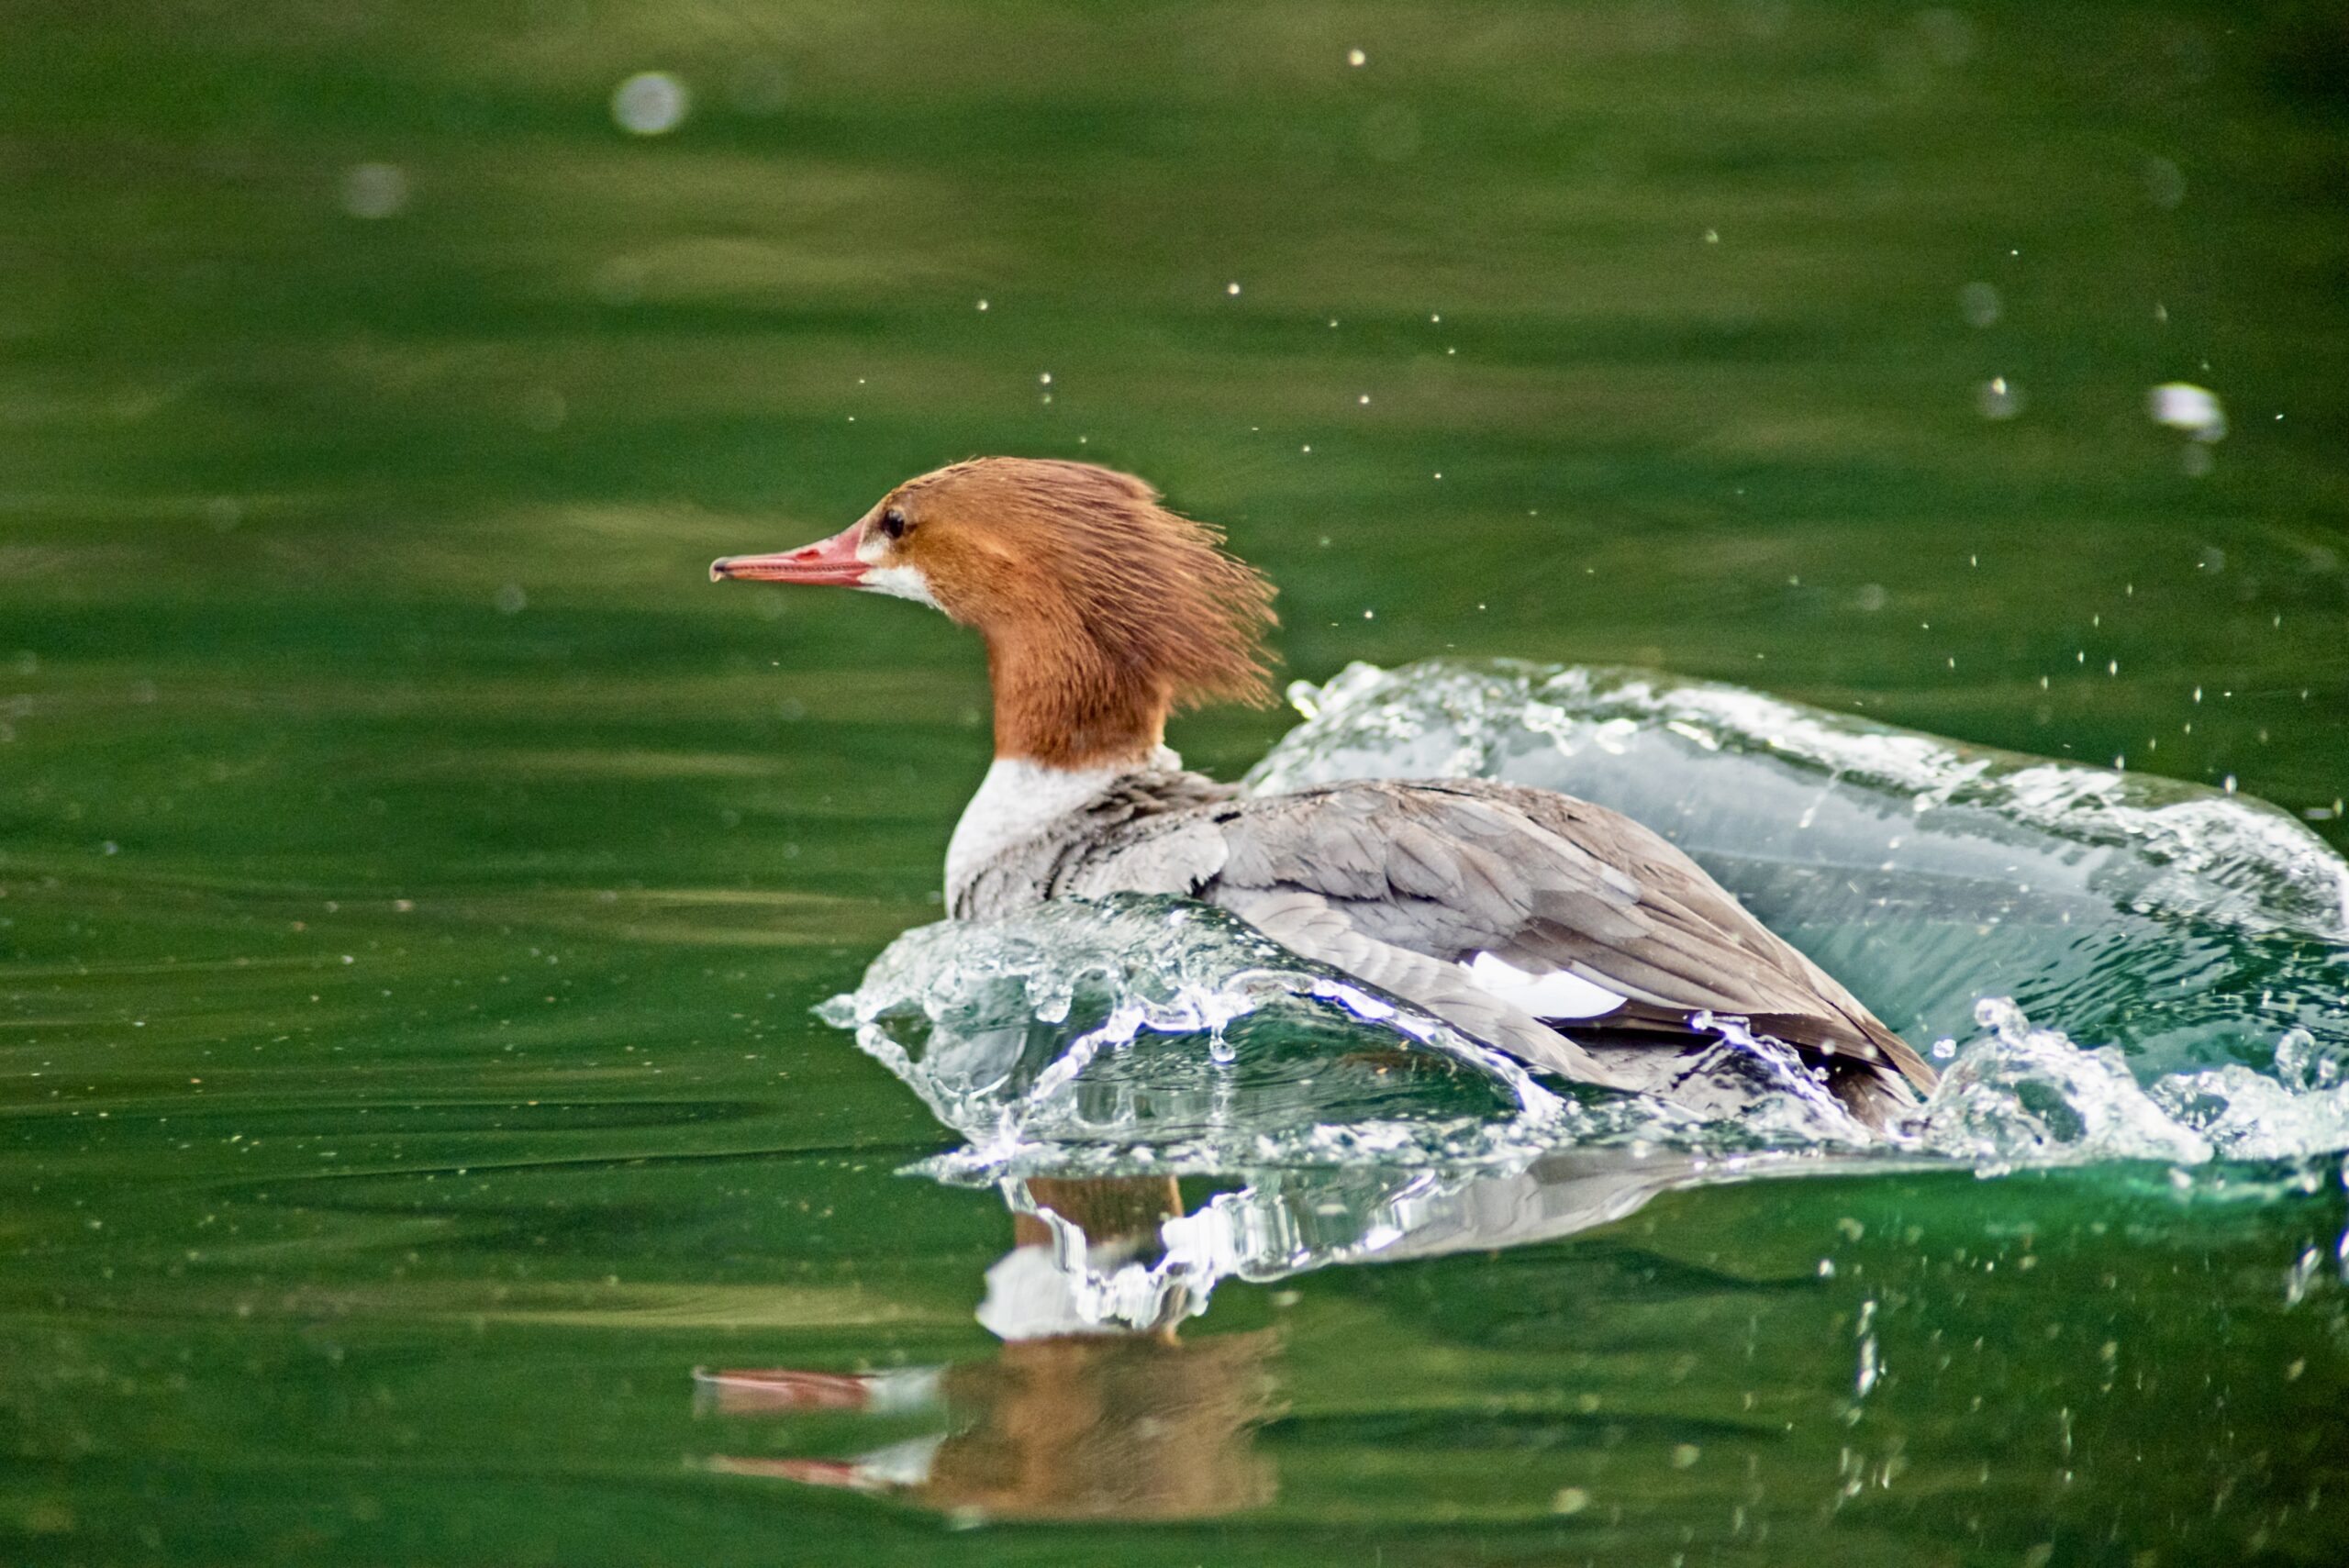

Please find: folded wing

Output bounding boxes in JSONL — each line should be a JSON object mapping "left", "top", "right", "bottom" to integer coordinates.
{"left": 1063, "top": 778, "right": 1934, "bottom": 1124}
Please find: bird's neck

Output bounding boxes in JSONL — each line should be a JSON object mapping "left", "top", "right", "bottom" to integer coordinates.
{"left": 984, "top": 619, "right": 1173, "bottom": 771}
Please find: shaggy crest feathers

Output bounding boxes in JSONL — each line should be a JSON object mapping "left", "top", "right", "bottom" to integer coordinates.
{"left": 888, "top": 459, "right": 1278, "bottom": 767}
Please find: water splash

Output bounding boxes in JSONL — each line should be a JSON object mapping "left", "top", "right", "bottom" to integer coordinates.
{"left": 816, "top": 658, "right": 2349, "bottom": 1199}
{"left": 824, "top": 905, "right": 2349, "bottom": 1181}
{"left": 1263, "top": 660, "right": 2349, "bottom": 940}
{"left": 1257, "top": 660, "right": 2349, "bottom": 1074}
{"left": 818, "top": 895, "right": 1654, "bottom": 1179}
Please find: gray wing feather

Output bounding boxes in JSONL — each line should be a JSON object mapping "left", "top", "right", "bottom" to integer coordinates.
{"left": 1057, "top": 817, "right": 1230, "bottom": 901}
{"left": 986, "top": 770, "right": 1935, "bottom": 1107}
{"left": 1186, "top": 780, "right": 1932, "bottom": 1094}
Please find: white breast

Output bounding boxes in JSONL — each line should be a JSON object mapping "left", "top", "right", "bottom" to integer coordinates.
{"left": 945, "top": 750, "right": 1182, "bottom": 904}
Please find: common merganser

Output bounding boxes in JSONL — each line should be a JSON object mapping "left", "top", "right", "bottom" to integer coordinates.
{"left": 714, "top": 458, "right": 1936, "bottom": 1129}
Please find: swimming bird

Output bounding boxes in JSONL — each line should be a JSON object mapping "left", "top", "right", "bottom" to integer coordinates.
{"left": 714, "top": 459, "right": 1936, "bottom": 1129}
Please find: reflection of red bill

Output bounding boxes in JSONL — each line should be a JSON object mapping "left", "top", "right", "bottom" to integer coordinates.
{"left": 708, "top": 1435, "right": 945, "bottom": 1493}
{"left": 695, "top": 1363, "right": 945, "bottom": 1415}
{"left": 694, "top": 1367, "right": 874, "bottom": 1412}
{"left": 707, "top": 1455, "right": 879, "bottom": 1491}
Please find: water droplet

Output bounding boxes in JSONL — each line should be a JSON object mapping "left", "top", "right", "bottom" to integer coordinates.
{"left": 611, "top": 72, "right": 690, "bottom": 136}
{"left": 339, "top": 162, "right": 408, "bottom": 220}
{"left": 2150, "top": 382, "right": 2225, "bottom": 447}
{"left": 1958, "top": 280, "right": 2001, "bottom": 327}
{"left": 1976, "top": 376, "right": 2023, "bottom": 419}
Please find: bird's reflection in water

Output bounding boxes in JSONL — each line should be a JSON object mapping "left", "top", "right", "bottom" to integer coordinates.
{"left": 698, "top": 1177, "right": 1278, "bottom": 1521}
{"left": 694, "top": 1154, "right": 1739, "bottom": 1522}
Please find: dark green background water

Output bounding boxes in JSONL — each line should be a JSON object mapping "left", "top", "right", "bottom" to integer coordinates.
{"left": 5, "top": 3, "right": 2346, "bottom": 1562}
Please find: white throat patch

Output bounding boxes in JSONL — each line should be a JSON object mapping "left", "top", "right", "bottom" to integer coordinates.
{"left": 854, "top": 532, "right": 942, "bottom": 608}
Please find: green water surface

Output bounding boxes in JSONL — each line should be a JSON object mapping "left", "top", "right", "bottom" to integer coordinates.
{"left": 5, "top": 3, "right": 2347, "bottom": 1563}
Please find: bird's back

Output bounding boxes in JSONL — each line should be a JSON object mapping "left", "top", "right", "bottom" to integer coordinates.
{"left": 953, "top": 769, "right": 1934, "bottom": 1129}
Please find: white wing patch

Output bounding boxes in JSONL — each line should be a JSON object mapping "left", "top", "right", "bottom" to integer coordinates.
{"left": 1464, "top": 951, "right": 1623, "bottom": 1019}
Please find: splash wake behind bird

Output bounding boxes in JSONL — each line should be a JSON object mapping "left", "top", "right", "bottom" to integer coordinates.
{"left": 818, "top": 660, "right": 2349, "bottom": 1182}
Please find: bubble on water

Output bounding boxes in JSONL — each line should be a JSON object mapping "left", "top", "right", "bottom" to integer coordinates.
{"left": 612, "top": 72, "right": 690, "bottom": 136}
{"left": 340, "top": 162, "right": 408, "bottom": 220}
{"left": 1976, "top": 376, "right": 2023, "bottom": 419}
{"left": 1958, "top": 281, "right": 2001, "bottom": 328}
{"left": 2149, "top": 382, "right": 2225, "bottom": 441}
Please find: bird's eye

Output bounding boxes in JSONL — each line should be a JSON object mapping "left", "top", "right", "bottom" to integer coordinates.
{"left": 879, "top": 506, "right": 908, "bottom": 540}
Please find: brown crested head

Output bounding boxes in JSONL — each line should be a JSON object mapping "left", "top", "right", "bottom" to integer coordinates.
{"left": 714, "top": 458, "right": 1277, "bottom": 769}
